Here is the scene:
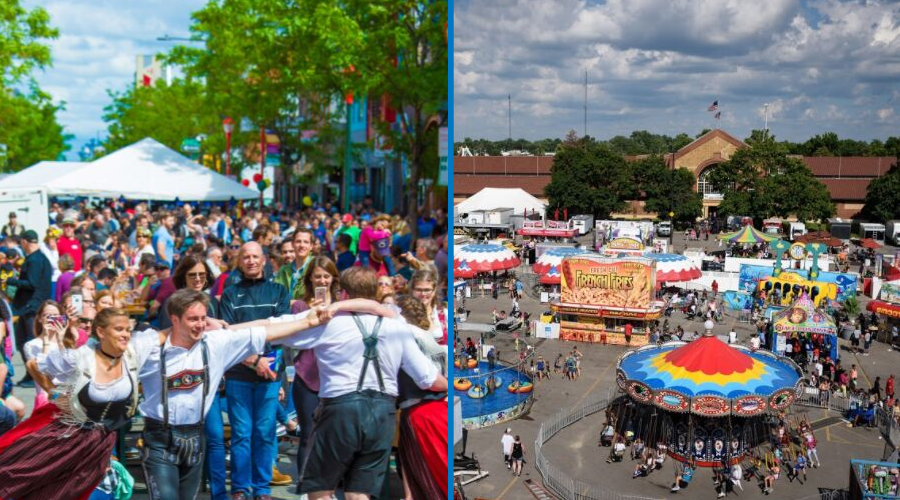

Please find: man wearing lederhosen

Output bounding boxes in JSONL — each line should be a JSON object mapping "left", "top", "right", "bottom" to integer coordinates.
{"left": 135, "top": 289, "right": 325, "bottom": 500}
{"left": 272, "top": 267, "right": 449, "bottom": 500}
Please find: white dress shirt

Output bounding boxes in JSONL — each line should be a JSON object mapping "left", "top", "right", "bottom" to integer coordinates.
{"left": 135, "top": 326, "right": 267, "bottom": 425}
{"left": 271, "top": 312, "right": 439, "bottom": 399}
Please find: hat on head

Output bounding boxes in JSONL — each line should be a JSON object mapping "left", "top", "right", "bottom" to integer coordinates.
{"left": 61, "top": 216, "right": 76, "bottom": 226}
{"left": 341, "top": 213, "right": 353, "bottom": 224}
{"left": 22, "top": 230, "right": 39, "bottom": 243}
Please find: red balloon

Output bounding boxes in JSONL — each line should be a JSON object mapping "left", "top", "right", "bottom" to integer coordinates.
{"left": 253, "top": 173, "right": 263, "bottom": 183}
{"left": 241, "top": 179, "right": 250, "bottom": 186}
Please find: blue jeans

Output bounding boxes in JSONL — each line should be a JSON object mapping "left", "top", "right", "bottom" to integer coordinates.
{"left": 204, "top": 392, "right": 228, "bottom": 500}
{"left": 226, "top": 379, "right": 280, "bottom": 496}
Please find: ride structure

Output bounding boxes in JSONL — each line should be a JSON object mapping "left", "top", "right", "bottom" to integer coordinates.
{"left": 610, "top": 329, "right": 803, "bottom": 467}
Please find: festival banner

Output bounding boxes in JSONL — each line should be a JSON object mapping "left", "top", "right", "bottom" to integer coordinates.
{"left": 560, "top": 256, "right": 656, "bottom": 309}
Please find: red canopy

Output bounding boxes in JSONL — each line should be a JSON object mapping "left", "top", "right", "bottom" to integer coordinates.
{"left": 860, "top": 238, "right": 882, "bottom": 250}
{"left": 663, "top": 335, "right": 755, "bottom": 376}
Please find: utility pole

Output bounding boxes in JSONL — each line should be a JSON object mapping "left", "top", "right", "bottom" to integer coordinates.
{"left": 508, "top": 94, "right": 512, "bottom": 150}
{"left": 584, "top": 70, "right": 588, "bottom": 138}
{"left": 764, "top": 103, "right": 769, "bottom": 133}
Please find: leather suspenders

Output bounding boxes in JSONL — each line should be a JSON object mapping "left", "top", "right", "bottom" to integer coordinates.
{"left": 351, "top": 313, "right": 385, "bottom": 393}
{"left": 159, "top": 337, "right": 210, "bottom": 428}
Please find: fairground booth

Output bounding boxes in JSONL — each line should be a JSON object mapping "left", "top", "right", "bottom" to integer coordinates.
{"left": 551, "top": 255, "right": 663, "bottom": 346}
{"left": 771, "top": 293, "right": 840, "bottom": 362}
{"left": 612, "top": 331, "right": 804, "bottom": 467}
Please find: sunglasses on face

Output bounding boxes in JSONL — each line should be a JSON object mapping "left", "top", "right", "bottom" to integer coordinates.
{"left": 77, "top": 318, "right": 93, "bottom": 325}
{"left": 187, "top": 272, "right": 207, "bottom": 280}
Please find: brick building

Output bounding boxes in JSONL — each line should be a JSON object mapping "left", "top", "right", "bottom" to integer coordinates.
{"left": 453, "top": 129, "right": 896, "bottom": 220}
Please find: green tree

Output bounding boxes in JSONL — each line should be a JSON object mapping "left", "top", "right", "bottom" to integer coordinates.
{"left": 0, "top": 88, "right": 70, "bottom": 170}
{"left": 544, "top": 138, "right": 633, "bottom": 218}
{"left": 102, "top": 80, "right": 224, "bottom": 162}
{"left": 710, "top": 132, "right": 834, "bottom": 221}
{"left": 0, "top": 1, "right": 57, "bottom": 86}
{"left": 170, "top": 0, "right": 447, "bottom": 237}
{"left": 862, "top": 164, "right": 900, "bottom": 222}
{"left": 0, "top": 1, "right": 68, "bottom": 170}
{"left": 631, "top": 156, "right": 702, "bottom": 222}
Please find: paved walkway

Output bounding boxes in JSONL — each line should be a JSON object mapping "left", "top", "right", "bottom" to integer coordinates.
{"left": 456, "top": 255, "right": 897, "bottom": 500}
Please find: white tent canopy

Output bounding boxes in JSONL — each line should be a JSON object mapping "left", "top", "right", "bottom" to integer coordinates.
{"left": 454, "top": 187, "right": 546, "bottom": 217}
{"left": 0, "top": 138, "right": 258, "bottom": 201}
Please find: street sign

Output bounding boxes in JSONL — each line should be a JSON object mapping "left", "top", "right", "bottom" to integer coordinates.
{"left": 180, "top": 138, "right": 201, "bottom": 153}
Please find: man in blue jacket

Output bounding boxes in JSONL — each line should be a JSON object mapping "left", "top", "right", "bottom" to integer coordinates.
{"left": 2, "top": 230, "right": 51, "bottom": 387}
{"left": 219, "top": 242, "right": 291, "bottom": 500}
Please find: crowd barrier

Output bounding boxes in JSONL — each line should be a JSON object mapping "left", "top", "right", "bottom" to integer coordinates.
{"left": 795, "top": 384, "right": 900, "bottom": 450}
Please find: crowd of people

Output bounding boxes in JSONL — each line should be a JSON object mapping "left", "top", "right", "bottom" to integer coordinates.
{"left": 0, "top": 198, "right": 450, "bottom": 500}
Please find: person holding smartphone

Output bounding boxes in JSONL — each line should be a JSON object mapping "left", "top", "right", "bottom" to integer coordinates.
{"left": 22, "top": 301, "right": 82, "bottom": 410}
{"left": 288, "top": 255, "right": 341, "bottom": 482}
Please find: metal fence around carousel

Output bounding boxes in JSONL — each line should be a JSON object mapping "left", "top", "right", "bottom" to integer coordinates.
{"left": 534, "top": 389, "right": 667, "bottom": 500}
{"left": 533, "top": 385, "right": 869, "bottom": 500}
{"left": 795, "top": 384, "right": 900, "bottom": 450}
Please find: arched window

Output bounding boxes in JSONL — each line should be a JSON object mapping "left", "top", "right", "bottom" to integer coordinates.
{"left": 697, "top": 165, "right": 722, "bottom": 198}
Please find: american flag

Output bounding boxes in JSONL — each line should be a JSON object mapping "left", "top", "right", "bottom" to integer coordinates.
{"left": 707, "top": 100, "right": 718, "bottom": 112}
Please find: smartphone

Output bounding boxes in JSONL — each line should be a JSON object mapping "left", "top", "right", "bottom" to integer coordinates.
{"left": 315, "top": 286, "right": 327, "bottom": 303}
{"left": 71, "top": 294, "right": 84, "bottom": 316}
{"left": 48, "top": 315, "right": 68, "bottom": 325}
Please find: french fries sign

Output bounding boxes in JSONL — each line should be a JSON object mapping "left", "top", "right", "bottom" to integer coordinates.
{"left": 560, "top": 256, "right": 656, "bottom": 310}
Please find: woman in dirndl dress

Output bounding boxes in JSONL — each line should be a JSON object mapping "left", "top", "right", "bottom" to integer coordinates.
{"left": 0, "top": 307, "right": 139, "bottom": 500}
{"left": 396, "top": 296, "right": 449, "bottom": 499}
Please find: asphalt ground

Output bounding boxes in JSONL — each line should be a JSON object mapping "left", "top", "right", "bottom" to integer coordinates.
{"left": 455, "top": 232, "right": 899, "bottom": 500}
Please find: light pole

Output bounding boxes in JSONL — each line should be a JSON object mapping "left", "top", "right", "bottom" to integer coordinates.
{"left": 222, "top": 117, "right": 234, "bottom": 176}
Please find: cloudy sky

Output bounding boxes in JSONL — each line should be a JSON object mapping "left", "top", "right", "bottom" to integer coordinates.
{"left": 23, "top": 0, "right": 206, "bottom": 158}
{"left": 454, "top": 0, "right": 900, "bottom": 144}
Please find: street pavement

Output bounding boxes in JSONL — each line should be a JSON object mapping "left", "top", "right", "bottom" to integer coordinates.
{"left": 456, "top": 232, "right": 899, "bottom": 500}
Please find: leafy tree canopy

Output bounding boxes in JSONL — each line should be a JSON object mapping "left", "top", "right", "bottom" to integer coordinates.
{"left": 544, "top": 137, "right": 634, "bottom": 218}
{"left": 863, "top": 165, "right": 900, "bottom": 223}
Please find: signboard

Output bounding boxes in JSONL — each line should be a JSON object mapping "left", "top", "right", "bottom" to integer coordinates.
{"left": 880, "top": 282, "right": 900, "bottom": 306}
{"left": 560, "top": 256, "right": 656, "bottom": 310}
{"left": 438, "top": 126, "right": 448, "bottom": 186}
{"left": 606, "top": 237, "right": 644, "bottom": 251}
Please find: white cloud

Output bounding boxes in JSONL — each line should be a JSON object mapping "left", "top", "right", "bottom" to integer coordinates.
{"left": 878, "top": 108, "right": 895, "bottom": 122}
{"left": 455, "top": 0, "right": 900, "bottom": 142}
{"left": 22, "top": 0, "right": 207, "bottom": 158}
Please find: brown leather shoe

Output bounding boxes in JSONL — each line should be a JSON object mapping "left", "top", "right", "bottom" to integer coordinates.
{"left": 269, "top": 466, "right": 293, "bottom": 486}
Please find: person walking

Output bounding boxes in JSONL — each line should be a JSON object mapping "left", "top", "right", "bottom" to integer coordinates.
{"left": 501, "top": 428, "right": 514, "bottom": 470}
{"left": 887, "top": 374, "right": 895, "bottom": 400}
{"left": 511, "top": 435, "right": 526, "bottom": 477}
{"left": 3, "top": 230, "right": 52, "bottom": 387}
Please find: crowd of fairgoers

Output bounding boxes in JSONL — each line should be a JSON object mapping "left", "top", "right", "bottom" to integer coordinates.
{"left": 0, "top": 197, "right": 450, "bottom": 500}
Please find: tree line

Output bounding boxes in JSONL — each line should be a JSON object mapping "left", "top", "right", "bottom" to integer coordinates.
{"left": 456, "top": 129, "right": 900, "bottom": 159}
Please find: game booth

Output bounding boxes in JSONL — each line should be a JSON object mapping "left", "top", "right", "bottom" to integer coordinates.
{"left": 610, "top": 329, "right": 804, "bottom": 467}
{"left": 770, "top": 293, "right": 840, "bottom": 362}
{"left": 551, "top": 255, "right": 663, "bottom": 346}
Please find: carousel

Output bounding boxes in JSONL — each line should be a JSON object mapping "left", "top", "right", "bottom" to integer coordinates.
{"left": 610, "top": 326, "right": 803, "bottom": 467}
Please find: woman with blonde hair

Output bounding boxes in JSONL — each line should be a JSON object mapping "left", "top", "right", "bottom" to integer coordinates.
{"left": 395, "top": 295, "right": 447, "bottom": 499}
{"left": 0, "top": 307, "right": 139, "bottom": 500}
{"left": 409, "top": 269, "right": 448, "bottom": 345}
{"left": 22, "top": 300, "right": 82, "bottom": 410}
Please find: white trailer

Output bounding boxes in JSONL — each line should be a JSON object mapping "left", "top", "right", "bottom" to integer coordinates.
{"left": 0, "top": 187, "right": 49, "bottom": 238}
{"left": 570, "top": 215, "right": 594, "bottom": 235}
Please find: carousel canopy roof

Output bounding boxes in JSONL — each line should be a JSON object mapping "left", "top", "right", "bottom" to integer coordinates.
{"left": 772, "top": 293, "right": 837, "bottom": 335}
{"left": 453, "top": 243, "right": 521, "bottom": 274}
{"left": 647, "top": 253, "right": 702, "bottom": 282}
{"left": 616, "top": 334, "right": 802, "bottom": 417}
{"left": 717, "top": 225, "right": 779, "bottom": 244}
{"left": 532, "top": 247, "right": 592, "bottom": 274}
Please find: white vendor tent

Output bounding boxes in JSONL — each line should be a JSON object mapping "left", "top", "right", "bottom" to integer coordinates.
{"left": 0, "top": 138, "right": 258, "bottom": 201}
{"left": 454, "top": 187, "right": 546, "bottom": 217}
